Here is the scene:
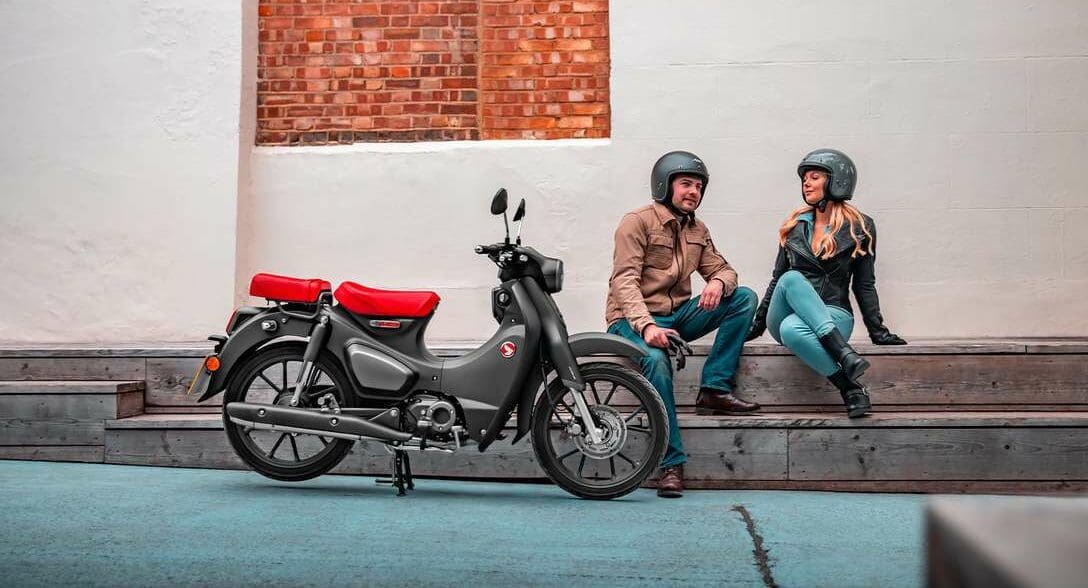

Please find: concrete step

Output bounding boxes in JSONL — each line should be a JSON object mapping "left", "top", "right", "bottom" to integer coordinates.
{"left": 100, "top": 410, "right": 1088, "bottom": 493}
{"left": 5, "top": 339, "right": 1084, "bottom": 413}
{"left": 0, "top": 381, "right": 144, "bottom": 463}
{"left": 927, "top": 496, "right": 1088, "bottom": 587}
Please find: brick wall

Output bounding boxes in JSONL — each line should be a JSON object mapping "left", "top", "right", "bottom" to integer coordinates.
{"left": 257, "top": 0, "right": 609, "bottom": 145}
{"left": 479, "top": 0, "right": 609, "bottom": 139}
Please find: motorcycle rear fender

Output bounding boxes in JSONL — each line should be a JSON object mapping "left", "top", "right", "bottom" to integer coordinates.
{"left": 197, "top": 309, "right": 315, "bottom": 402}
{"left": 511, "top": 332, "right": 648, "bottom": 444}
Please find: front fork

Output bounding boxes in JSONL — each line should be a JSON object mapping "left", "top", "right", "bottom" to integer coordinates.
{"left": 569, "top": 386, "right": 604, "bottom": 445}
{"left": 289, "top": 313, "right": 331, "bottom": 407}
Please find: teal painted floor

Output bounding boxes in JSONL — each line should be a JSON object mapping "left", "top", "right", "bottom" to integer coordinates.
{"left": 0, "top": 461, "right": 924, "bottom": 587}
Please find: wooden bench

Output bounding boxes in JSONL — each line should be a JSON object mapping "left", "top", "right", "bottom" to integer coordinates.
{"left": 2, "top": 340, "right": 1087, "bottom": 492}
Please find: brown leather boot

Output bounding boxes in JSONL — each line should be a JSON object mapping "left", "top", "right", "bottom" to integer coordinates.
{"left": 694, "top": 387, "right": 761, "bottom": 415}
{"left": 657, "top": 465, "right": 684, "bottom": 498}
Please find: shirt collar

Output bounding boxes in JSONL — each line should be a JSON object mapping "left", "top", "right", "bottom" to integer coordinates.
{"left": 651, "top": 201, "right": 694, "bottom": 227}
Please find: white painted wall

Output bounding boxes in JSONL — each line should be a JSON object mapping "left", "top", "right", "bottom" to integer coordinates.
{"left": 3, "top": 1, "right": 1086, "bottom": 342}
{"left": 247, "top": 1, "right": 1088, "bottom": 341}
{"left": 0, "top": 0, "right": 249, "bottom": 343}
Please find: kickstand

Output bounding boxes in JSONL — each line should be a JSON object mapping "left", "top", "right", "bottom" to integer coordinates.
{"left": 376, "top": 449, "right": 415, "bottom": 496}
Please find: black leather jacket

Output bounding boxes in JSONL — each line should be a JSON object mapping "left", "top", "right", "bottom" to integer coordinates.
{"left": 754, "top": 212, "right": 893, "bottom": 340}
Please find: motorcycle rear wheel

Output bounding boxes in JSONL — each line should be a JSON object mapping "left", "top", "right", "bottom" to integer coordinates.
{"left": 531, "top": 362, "right": 668, "bottom": 500}
{"left": 223, "top": 344, "right": 358, "bottom": 482}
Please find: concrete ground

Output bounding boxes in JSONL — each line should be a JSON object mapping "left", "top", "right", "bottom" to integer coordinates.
{"left": 0, "top": 461, "right": 924, "bottom": 587}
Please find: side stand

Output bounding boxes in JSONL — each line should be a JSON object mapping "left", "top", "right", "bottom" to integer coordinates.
{"left": 376, "top": 449, "right": 415, "bottom": 497}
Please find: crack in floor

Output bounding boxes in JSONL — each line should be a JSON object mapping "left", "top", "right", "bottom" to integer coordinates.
{"left": 732, "top": 504, "right": 777, "bottom": 588}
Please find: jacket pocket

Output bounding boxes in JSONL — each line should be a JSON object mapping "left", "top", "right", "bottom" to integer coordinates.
{"left": 684, "top": 233, "right": 708, "bottom": 268}
{"left": 644, "top": 234, "right": 674, "bottom": 270}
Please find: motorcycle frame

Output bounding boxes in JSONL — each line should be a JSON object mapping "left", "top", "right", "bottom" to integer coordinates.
{"left": 197, "top": 275, "right": 646, "bottom": 452}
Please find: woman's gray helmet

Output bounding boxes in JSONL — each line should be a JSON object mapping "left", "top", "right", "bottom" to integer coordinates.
{"left": 651, "top": 150, "right": 709, "bottom": 202}
{"left": 797, "top": 148, "right": 857, "bottom": 208}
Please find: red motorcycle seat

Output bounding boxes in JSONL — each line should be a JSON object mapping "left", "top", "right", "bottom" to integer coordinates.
{"left": 250, "top": 273, "right": 332, "bottom": 303}
{"left": 334, "top": 281, "right": 440, "bottom": 318}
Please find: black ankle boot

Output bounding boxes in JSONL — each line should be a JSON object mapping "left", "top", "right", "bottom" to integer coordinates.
{"left": 828, "top": 370, "right": 872, "bottom": 418}
{"left": 819, "top": 328, "right": 870, "bottom": 381}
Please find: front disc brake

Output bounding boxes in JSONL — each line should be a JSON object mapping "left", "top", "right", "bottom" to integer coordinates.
{"left": 573, "top": 405, "right": 627, "bottom": 459}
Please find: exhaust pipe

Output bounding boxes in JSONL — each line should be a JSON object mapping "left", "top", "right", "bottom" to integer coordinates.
{"left": 225, "top": 402, "right": 412, "bottom": 443}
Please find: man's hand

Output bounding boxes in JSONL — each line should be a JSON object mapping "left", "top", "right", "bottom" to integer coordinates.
{"left": 643, "top": 324, "right": 681, "bottom": 349}
{"left": 698, "top": 279, "right": 724, "bottom": 312}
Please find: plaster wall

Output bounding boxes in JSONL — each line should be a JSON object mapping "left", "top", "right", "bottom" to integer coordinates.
{"left": 3, "top": 1, "right": 1086, "bottom": 343}
{"left": 0, "top": 0, "right": 248, "bottom": 342}
{"left": 248, "top": 1, "right": 1088, "bottom": 341}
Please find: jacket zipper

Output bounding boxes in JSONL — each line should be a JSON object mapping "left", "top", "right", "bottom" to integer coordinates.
{"left": 666, "top": 228, "right": 682, "bottom": 314}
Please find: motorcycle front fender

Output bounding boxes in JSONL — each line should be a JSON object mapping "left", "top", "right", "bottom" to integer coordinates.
{"left": 196, "top": 309, "right": 315, "bottom": 402}
{"left": 511, "top": 331, "right": 648, "bottom": 445}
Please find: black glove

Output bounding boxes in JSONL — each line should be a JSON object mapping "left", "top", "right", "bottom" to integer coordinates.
{"left": 664, "top": 332, "right": 693, "bottom": 371}
{"left": 745, "top": 320, "right": 766, "bottom": 342}
{"left": 870, "top": 331, "right": 907, "bottom": 345}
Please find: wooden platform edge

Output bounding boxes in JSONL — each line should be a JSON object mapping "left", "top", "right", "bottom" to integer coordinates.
{"left": 4, "top": 338, "right": 1088, "bottom": 358}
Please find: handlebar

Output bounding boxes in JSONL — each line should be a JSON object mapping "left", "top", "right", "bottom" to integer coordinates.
{"left": 475, "top": 243, "right": 506, "bottom": 255}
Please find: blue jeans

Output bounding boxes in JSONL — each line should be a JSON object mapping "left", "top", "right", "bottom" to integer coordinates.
{"left": 607, "top": 286, "right": 757, "bottom": 468}
{"left": 767, "top": 270, "right": 854, "bottom": 377}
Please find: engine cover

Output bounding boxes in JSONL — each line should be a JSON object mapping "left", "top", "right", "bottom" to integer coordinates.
{"left": 405, "top": 394, "right": 459, "bottom": 437}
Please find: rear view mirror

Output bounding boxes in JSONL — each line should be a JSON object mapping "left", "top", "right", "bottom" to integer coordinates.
{"left": 513, "top": 199, "right": 526, "bottom": 222}
{"left": 490, "top": 188, "right": 508, "bottom": 215}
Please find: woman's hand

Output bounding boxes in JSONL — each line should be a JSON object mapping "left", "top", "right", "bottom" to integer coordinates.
{"left": 871, "top": 331, "right": 907, "bottom": 345}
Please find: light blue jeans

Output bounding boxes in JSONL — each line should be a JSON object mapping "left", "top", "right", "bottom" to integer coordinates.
{"left": 768, "top": 271, "right": 854, "bottom": 377}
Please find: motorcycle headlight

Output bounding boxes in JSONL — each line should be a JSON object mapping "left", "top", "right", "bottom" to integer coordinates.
{"left": 543, "top": 258, "right": 564, "bottom": 293}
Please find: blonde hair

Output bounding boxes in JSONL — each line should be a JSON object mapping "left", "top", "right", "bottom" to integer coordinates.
{"left": 777, "top": 201, "right": 874, "bottom": 259}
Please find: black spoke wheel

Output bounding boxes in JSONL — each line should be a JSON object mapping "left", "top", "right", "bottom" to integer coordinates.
{"left": 222, "top": 344, "right": 358, "bottom": 482}
{"left": 531, "top": 362, "right": 668, "bottom": 500}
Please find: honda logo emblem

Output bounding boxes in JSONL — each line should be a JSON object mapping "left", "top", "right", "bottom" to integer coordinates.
{"left": 499, "top": 341, "right": 517, "bottom": 358}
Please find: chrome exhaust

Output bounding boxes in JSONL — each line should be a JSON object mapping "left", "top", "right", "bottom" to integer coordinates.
{"left": 225, "top": 402, "right": 412, "bottom": 443}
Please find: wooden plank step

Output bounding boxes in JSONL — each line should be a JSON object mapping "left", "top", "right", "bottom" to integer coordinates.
{"left": 5, "top": 338, "right": 1087, "bottom": 357}
{"left": 101, "top": 411, "right": 1088, "bottom": 492}
{"left": 3, "top": 339, "right": 1085, "bottom": 411}
{"left": 0, "top": 381, "right": 144, "bottom": 448}
{"left": 134, "top": 349, "right": 1088, "bottom": 412}
{"left": 109, "top": 411, "right": 1088, "bottom": 430}
{"left": 0, "top": 445, "right": 104, "bottom": 463}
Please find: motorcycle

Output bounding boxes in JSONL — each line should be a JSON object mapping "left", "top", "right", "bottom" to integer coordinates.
{"left": 188, "top": 189, "right": 668, "bottom": 500}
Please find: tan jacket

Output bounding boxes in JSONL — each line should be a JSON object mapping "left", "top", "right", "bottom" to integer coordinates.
{"left": 606, "top": 202, "right": 738, "bottom": 335}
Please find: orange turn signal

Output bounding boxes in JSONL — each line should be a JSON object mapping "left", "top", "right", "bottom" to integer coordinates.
{"left": 204, "top": 356, "right": 221, "bottom": 372}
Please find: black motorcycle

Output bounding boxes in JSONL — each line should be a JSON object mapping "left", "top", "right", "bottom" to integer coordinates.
{"left": 189, "top": 189, "right": 668, "bottom": 500}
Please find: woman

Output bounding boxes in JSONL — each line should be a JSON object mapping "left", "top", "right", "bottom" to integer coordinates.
{"left": 746, "top": 148, "right": 906, "bottom": 417}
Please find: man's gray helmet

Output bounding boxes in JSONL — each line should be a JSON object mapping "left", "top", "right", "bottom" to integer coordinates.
{"left": 797, "top": 148, "right": 857, "bottom": 206}
{"left": 651, "top": 150, "right": 709, "bottom": 203}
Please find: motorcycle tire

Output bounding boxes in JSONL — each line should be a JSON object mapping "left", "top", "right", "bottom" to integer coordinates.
{"left": 531, "top": 362, "right": 668, "bottom": 500}
{"left": 223, "top": 344, "right": 358, "bottom": 482}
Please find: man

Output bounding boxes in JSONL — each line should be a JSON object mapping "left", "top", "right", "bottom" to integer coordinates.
{"left": 606, "top": 150, "right": 760, "bottom": 498}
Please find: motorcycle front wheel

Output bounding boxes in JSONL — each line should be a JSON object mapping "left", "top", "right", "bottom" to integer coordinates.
{"left": 222, "top": 344, "right": 358, "bottom": 482}
{"left": 531, "top": 362, "right": 668, "bottom": 500}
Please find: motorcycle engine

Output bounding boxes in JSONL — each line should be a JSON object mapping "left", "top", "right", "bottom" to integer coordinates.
{"left": 402, "top": 394, "right": 461, "bottom": 442}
